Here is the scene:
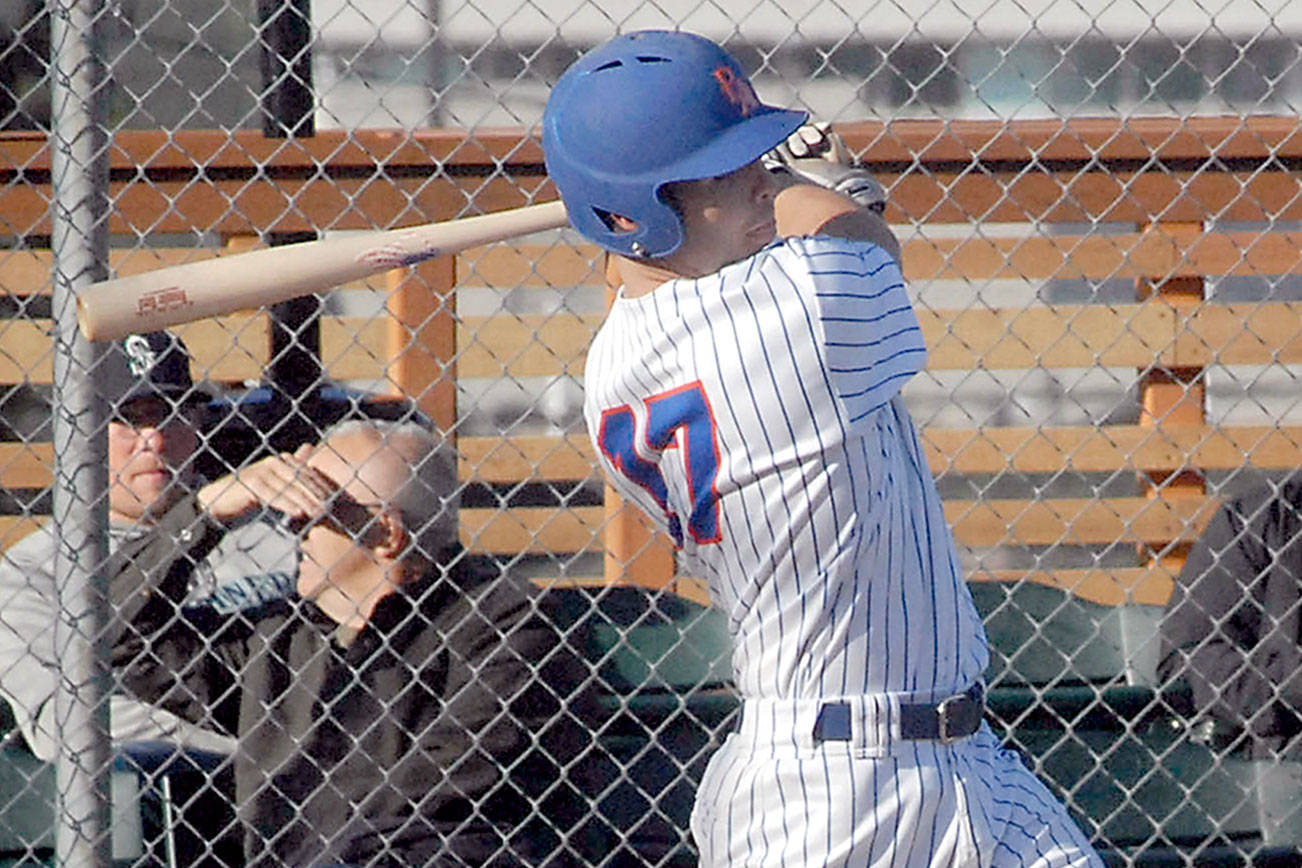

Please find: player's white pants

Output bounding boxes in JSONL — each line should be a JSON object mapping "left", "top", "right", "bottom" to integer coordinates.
{"left": 691, "top": 696, "right": 1102, "bottom": 868}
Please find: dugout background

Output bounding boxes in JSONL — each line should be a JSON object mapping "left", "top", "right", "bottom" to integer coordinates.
{"left": 4, "top": 1, "right": 1302, "bottom": 865}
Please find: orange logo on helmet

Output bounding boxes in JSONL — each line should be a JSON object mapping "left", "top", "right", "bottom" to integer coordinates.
{"left": 713, "top": 66, "right": 759, "bottom": 117}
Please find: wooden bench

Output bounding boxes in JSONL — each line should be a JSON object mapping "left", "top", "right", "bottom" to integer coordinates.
{"left": 7, "top": 117, "right": 1302, "bottom": 863}
{"left": 7, "top": 119, "right": 1302, "bottom": 603}
{"left": 0, "top": 123, "right": 1297, "bottom": 596}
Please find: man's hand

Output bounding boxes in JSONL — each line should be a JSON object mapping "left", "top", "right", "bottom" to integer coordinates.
{"left": 769, "top": 121, "right": 854, "bottom": 164}
{"left": 196, "top": 444, "right": 336, "bottom": 526}
{"left": 764, "top": 122, "right": 887, "bottom": 214}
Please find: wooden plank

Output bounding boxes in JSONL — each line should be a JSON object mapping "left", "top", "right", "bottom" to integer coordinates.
{"left": 459, "top": 505, "right": 604, "bottom": 555}
{"left": 25, "top": 277, "right": 1302, "bottom": 392}
{"left": 454, "top": 313, "right": 597, "bottom": 379}
{"left": 8, "top": 423, "right": 1294, "bottom": 493}
{"left": 0, "top": 435, "right": 599, "bottom": 495}
{"left": 458, "top": 497, "right": 1219, "bottom": 556}
{"left": 0, "top": 167, "right": 1283, "bottom": 233}
{"left": 0, "top": 166, "right": 1277, "bottom": 231}
{"left": 0, "top": 246, "right": 394, "bottom": 296}
{"left": 924, "top": 301, "right": 1302, "bottom": 371}
{"left": 0, "top": 250, "right": 55, "bottom": 295}
{"left": 319, "top": 312, "right": 607, "bottom": 383}
{"left": 668, "top": 567, "right": 1177, "bottom": 607}
{"left": 1175, "top": 302, "right": 1302, "bottom": 366}
{"left": 0, "top": 243, "right": 280, "bottom": 296}
{"left": 0, "top": 443, "right": 52, "bottom": 488}
{"left": 0, "top": 302, "right": 1196, "bottom": 386}
{"left": 356, "top": 227, "right": 1302, "bottom": 291}
{"left": 386, "top": 257, "right": 457, "bottom": 430}
{"left": 0, "top": 321, "right": 51, "bottom": 382}
{"left": 9, "top": 121, "right": 1302, "bottom": 233}
{"left": 458, "top": 424, "right": 1302, "bottom": 486}
{"left": 456, "top": 243, "right": 606, "bottom": 288}
{"left": 172, "top": 316, "right": 271, "bottom": 382}
{"left": 840, "top": 116, "right": 1302, "bottom": 166}
{"left": 877, "top": 169, "right": 1302, "bottom": 225}
{"left": 966, "top": 567, "right": 1174, "bottom": 607}
{"left": 945, "top": 495, "right": 1217, "bottom": 547}
{"left": 0, "top": 315, "right": 270, "bottom": 385}
{"left": 12, "top": 224, "right": 1290, "bottom": 304}
{"left": 1178, "top": 425, "right": 1302, "bottom": 471}
{"left": 338, "top": 300, "right": 1302, "bottom": 381}
{"left": 0, "top": 515, "right": 45, "bottom": 552}
{"left": 923, "top": 424, "right": 1302, "bottom": 475}
{"left": 0, "top": 128, "right": 548, "bottom": 175}
{"left": 0, "top": 498, "right": 1215, "bottom": 557}
{"left": 0, "top": 175, "right": 555, "bottom": 236}
{"left": 7, "top": 118, "right": 1300, "bottom": 182}
{"left": 901, "top": 230, "right": 1302, "bottom": 283}
{"left": 459, "top": 434, "right": 598, "bottom": 484}
{"left": 920, "top": 302, "right": 1174, "bottom": 370}
{"left": 0, "top": 504, "right": 605, "bottom": 558}
{"left": 319, "top": 316, "right": 391, "bottom": 382}
{"left": 1182, "top": 230, "right": 1302, "bottom": 280}
{"left": 1136, "top": 235, "right": 1207, "bottom": 578}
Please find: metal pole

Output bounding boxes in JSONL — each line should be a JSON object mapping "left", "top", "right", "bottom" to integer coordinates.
{"left": 48, "top": 0, "right": 112, "bottom": 865}
{"left": 257, "top": 0, "right": 323, "bottom": 449}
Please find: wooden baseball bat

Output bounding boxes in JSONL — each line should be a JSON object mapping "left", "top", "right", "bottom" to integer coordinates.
{"left": 77, "top": 200, "right": 570, "bottom": 341}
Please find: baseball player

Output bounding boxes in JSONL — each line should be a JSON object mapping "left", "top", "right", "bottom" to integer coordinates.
{"left": 543, "top": 30, "right": 1102, "bottom": 867}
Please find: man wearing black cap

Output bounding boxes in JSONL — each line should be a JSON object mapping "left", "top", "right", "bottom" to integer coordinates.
{"left": 0, "top": 331, "right": 298, "bottom": 760}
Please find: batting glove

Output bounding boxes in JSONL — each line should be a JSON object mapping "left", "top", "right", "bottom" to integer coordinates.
{"left": 763, "top": 122, "right": 888, "bottom": 214}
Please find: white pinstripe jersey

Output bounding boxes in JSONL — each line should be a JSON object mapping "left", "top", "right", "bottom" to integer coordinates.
{"left": 584, "top": 235, "right": 989, "bottom": 701}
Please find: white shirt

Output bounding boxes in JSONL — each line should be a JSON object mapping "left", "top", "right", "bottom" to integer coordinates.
{"left": 583, "top": 235, "right": 989, "bottom": 702}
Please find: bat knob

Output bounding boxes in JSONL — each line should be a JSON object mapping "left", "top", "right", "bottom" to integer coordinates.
{"left": 76, "top": 294, "right": 104, "bottom": 342}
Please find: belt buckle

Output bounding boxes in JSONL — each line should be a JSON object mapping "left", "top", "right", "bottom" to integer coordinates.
{"left": 936, "top": 694, "right": 963, "bottom": 745}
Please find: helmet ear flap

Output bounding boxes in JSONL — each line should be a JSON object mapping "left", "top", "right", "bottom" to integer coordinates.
{"left": 561, "top": 183, "right": 683, "bottom": 259}
{"left": 593, "top": 208, "right": 661, "bottom": 259}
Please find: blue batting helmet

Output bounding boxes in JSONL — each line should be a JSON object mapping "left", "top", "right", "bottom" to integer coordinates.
{"left": 542, "top": 30, "right": 807, "bottom": 258}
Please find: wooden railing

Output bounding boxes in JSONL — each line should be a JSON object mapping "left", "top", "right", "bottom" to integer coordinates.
{"left": 6, "top": 117, "right": 1302, "bottom": 608}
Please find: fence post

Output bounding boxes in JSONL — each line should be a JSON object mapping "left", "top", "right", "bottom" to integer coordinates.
{"left": 258, "top": 0, "right": 322, "bottom": 440}
{"left": 48, "top": 1, "right": 112, "bottom": 865}
{"left": 1137, "top": 222, "right": 1205, "bottom": 591}
{"left": 387, "top": 256, "right": 458, "bottom": 433}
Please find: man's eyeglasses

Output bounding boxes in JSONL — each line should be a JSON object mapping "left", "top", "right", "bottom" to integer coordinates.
{"left": 290, "top": 489, "right": 389, "bottom": 541}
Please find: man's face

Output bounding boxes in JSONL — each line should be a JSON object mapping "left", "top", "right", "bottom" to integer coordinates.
{"left": 661, "top": 160, "right": 778, "bottom": 276}
{"left": 294, "top": 431, "right": 400, "bottom": 605}
{"left": 107, "top": 397, "right": 201, "bottom": 523}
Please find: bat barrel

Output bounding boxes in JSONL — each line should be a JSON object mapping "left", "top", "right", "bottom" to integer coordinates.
{"left": 77, "top": 201, "right": 571, "bottom": 341}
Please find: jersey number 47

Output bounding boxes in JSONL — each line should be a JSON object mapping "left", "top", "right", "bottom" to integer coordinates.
{"left": 596, "top": 380, "right": 723, "bottom": 548}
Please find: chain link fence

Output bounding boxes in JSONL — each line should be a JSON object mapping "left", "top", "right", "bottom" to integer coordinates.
{"left": 2, "top": 1, "right": 1302, "bottom": 865}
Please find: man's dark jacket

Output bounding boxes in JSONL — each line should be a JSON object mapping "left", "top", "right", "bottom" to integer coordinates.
{"left": 110, "top": 496, "right": 597, "bottom": 867}
{"left": 1158, "top": 476, "right": 1302, "bottom": 759}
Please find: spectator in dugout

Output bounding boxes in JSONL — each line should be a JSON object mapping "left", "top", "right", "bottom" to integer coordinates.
{"left": 1159, "top": 478, "right": 1302, "bottom": 760}
{"left": 0, "top": 329, "right": 297, "bottom": 761}
{"left": 109, "top": 417, "right": 597, "bottom": 867}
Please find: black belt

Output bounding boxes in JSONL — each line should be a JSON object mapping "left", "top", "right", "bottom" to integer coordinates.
{"left": 812, "top": 684, "right": 984, "bottom": 745}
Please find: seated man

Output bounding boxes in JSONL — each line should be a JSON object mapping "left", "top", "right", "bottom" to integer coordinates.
{"left": 111, "top": 417, "right": 594, "bottom": 867}
{"left": 1158, "top": 476, "right": 1302, "bottom": 759}
{"left": 0, "top": 330, "right": 296, "bottom": 760}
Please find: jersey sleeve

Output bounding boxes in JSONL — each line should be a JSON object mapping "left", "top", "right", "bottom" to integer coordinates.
{"left": 784, "top": 236, "right": 927, "bottom": 425}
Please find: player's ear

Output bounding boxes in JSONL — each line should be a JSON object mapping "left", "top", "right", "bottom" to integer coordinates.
{"left": 596, "top": 209, "right": 638, "bottom": 234}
